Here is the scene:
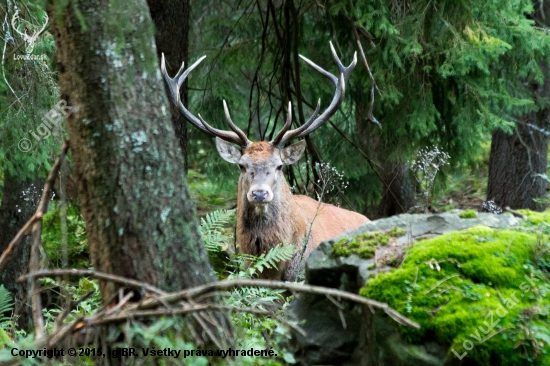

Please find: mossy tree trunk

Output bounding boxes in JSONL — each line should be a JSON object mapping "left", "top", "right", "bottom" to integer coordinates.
{"left": 147, "top": 0, "right": 190, "bottom": 171}
{"left": 47, "top": 0, "right": 220, "bottom": 302}
{"left": 487, "top": 3, "right": 550, "bottom": 211}
{"left": 0, "top": 175, "right": 41, "bottom": 331}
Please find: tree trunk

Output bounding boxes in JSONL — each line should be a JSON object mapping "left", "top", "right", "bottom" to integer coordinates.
{"left": 147, "top": 0, "right": 190, "bottom": 171}
{"left": 48, "top": 0, "right": 225, "bottom": 315}
{"left": 354, "top": 89, "right": 415, "bottom": 218}
{"left": 487, "top": 121, "right": 549, "bottom": 211}
{"left": 376, "top": 162, "right": 415, "bottom": 218}
{"left": 0, "top": 174, "right": 41, "bottom": 331}
{"left": 487, "top": 3, "right": 550, "bottom": 211}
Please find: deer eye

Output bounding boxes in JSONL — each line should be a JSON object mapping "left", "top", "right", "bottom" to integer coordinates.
{"left": 238, "top": 164, "right": 246, "bottom": 172}
{"left": 276, "top": 165, "right": 283, "bottom": 171}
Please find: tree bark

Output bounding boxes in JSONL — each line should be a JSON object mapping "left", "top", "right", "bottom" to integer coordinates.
{"left": 354, "top": 89, "right": 415, "bottom": 218}
{"left": 487, "top": 2, "right": 550, "bottom": 211}
{"left": 0, "top": 174, "right": 41, "bottom": 330}
{"left": 147, "top": 0, "right": 190, "bottom": 171}
{"left": 487, "top": 120, "right": 549, "bottom": 211}
{"left": 48, "top": 0, "right": 220, "bottom": 303}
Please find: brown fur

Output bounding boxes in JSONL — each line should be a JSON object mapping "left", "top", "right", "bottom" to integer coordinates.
{"left": 236, "top": 142, "right": 369, "bottom": 280}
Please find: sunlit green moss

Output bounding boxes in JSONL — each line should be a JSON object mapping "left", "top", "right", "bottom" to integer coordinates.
{"left": 360, "top": 225, "right": 550, "bottom": 365}
{"left": 459, "top": 209, "right": 478, "bottom": 218}
{"left": 332, "top": 228, "right": 406, "bottom": 259}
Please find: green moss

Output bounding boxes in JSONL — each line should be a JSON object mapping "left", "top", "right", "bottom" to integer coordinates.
{"left": 332, "top": 228, "right": 406, "bottom": 259}
{"left": 388, "top": 227, "right": 407, "bottom": 237}
{"left": 459, "top": 209, "right": 478, "bottom": 218}
{"left": 360, "top": 226, "right": 550, "bottom": 365}
{"left": 517, "top": 209, "right": 550, "bottom": 225}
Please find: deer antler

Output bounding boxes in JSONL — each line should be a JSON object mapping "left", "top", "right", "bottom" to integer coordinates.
{"left": 270, "top": 42, "right": 357, "bottom": 147}
{"left": 160, "top": 54, "right": 251, "bottom": 147}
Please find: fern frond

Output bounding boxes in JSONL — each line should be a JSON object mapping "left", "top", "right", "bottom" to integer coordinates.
{"left": 0, "top": 285, "right": 14, "bottom": 329}
{"left": 242, "top": 243, "right": 295, "bottom": 277}
{"left": 200, "top": 209, "right": 235, "bottom": 252}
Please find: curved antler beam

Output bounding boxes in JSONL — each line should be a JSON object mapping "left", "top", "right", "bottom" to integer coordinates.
{"left": 160, "top": 54, "right": 250, "bottom": 147}
{"left": 275, "top": 42, "right": 357, "bottom": 147}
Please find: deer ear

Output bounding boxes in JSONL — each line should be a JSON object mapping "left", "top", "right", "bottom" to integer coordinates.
{"left": 215, "top": 137, "right": 242, "bottom": 163}
{"left": 280, "top": 140, "right": 306, "bottom": 165}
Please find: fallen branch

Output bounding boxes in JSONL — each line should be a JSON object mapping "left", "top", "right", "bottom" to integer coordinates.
{"left": 0, "top": 142, "right": 70, "bottom": 274}
{"left": 19, "top": 270, "right": 419, "bottom": 329}
{"left": 28, "top": 141, "right": 70, "bottom": 340}
{"left": 504, "top": 206, "right": 528, "bottom": 220}
{"left": 18, "top": 268, "right": 166, "bottom": 295}
{"left": 136, "top": 279, "right": 420, "bottom": 329}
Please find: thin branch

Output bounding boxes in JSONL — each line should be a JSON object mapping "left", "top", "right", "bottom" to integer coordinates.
{"left": 25, "top": 141, "right": 70, "bottom": 340}
{"left": 136, "top": 279, "right": 420, "bottom": 329}
{"left": 18, "top": 268, "right": 166, "bottom": 295}
{"left": 0, "top": 214, "right": 41, "bottom": 271}
{"left": 53, "top": 290, "right": 94, "bottom": 333}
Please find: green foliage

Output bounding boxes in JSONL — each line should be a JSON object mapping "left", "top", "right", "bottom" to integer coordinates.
{"left": 40, "top": 276, "right": 101, "bottom": 333}
{"left": 228, "top": 244, "right": 296, "bottom": 280}
{"left": 361, "top": 225, "right": 550, "bottom": 365}
{"left": 200, "top": 208, "right": 236, "bottom": 252}
{"left": 41, "top": 202, "right": 89, "bottom": 268}
{"left": 0, "top": 1, "right": 64, "bottom": 181}
{"left": 187, "top": 0, "right": 550, "bottom": 212}
{"left": 332, "top": 228, "right": 406, "bottom": 258}
{"left": 459, "top": 209, "right": 478, "bottom": 219}
{"left": 0, "top": 286, "right": 14, "bottom": 329}
{"left": 0, "top": 286, "right": 14, "bottom": 348}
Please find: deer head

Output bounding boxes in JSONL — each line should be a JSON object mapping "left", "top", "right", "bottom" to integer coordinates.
{"left": 160, "top": 42, "right": 356, "bottom": 207}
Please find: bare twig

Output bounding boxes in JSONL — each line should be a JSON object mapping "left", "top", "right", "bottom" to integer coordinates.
{"left": 53, "top": 290, "right": 94, "bottom": 333}
{"left": 0, "top": 214, "right": 41, "bottom": 271}
{"left": 26, "top": 141, "right": 70, "bottom": 340}
{"left": 504, "top": 206, "right": 528, "bottom": 220}
{"left": 135, "top": 279, "right": 420, "bottom": 329}
{"left": 18, "top": 268, "right": 166, "bottom": 295}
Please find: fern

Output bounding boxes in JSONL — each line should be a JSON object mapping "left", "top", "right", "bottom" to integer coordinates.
{"left": 0, "top": 285, "right": 14, "bottom": 329}
{"left": 229, "top": 243, "right": 296, "bottom": 279}
{"left": 200, "top": 209, "right": 235, "bottom": 252}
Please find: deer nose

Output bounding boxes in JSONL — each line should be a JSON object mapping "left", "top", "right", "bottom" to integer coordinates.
{"left": 251, "top": 190, "right": 268, "bottom": 202}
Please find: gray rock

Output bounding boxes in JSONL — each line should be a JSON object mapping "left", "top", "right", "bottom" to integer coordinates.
{"left": 287, "top": 210, "right": 519, "bottom": 365}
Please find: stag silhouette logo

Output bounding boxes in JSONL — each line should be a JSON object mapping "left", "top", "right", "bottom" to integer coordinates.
{"left": 11, "top": 10, "right": 48, "bottom": 54}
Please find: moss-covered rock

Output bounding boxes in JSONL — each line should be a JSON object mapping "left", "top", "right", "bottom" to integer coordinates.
{"left": 458, "top": 209, "right": 478, "bottom": 219}
{"left": 332, "top": 228, "right": 406, "bottom": 259}
{"left": 360, "top": 226, "right": 550, "bottom": 365}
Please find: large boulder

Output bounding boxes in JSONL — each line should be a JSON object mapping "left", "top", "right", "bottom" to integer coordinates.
{"left": 287, "top": 210, "right": 550, "bottom": 365}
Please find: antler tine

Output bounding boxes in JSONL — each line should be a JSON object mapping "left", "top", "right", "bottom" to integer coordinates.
{"left": 270, "top": 102, "right": 293, "bottom": 146}
{"left": 160, "top": 54, "right": 249, "bottom": 146}
{"left": 276, "top": 42, "right": 357, "bottom": 146}
{"left": 223, "top": 100, "right": 251, "bottom": 146}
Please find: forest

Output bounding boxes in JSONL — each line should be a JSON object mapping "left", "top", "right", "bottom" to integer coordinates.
{"left": 1, "top": 0, "right": 550, "bottom": 365}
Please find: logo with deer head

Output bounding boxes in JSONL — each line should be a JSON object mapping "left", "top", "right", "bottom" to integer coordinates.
{"left": 11, "top": 10, "right": 48, "bottom": 54}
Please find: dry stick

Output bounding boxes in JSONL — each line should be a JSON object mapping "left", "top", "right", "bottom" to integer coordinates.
{"left": 90, "top": 303, "right": 307, "bottom": 337}
{"left": 53, "top": 290, "right": 95, "bottom": 334}
{"left": 0, "top": 141, "right": 69, "bottom": 274}
{"left": 18, "top": 268, "right": 166, "bottom": 295}
{"left": 26, "top": 141, "right": 70, "bottom": 340}
{"left": 504, "top": 206, "right": 528, "bottom": 220}
{"left": 21, "top": 270, "right": 419, "bottom": 329}
{"left": 136, "top": 279, "right": 420, "bottom": 329}
{"left": 0, "top": 214, "right": 41, "bottom": 271}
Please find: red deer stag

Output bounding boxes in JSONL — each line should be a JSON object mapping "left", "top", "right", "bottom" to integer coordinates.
{"left": 161, "top": 43, "right": 369, "bottom": 280}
